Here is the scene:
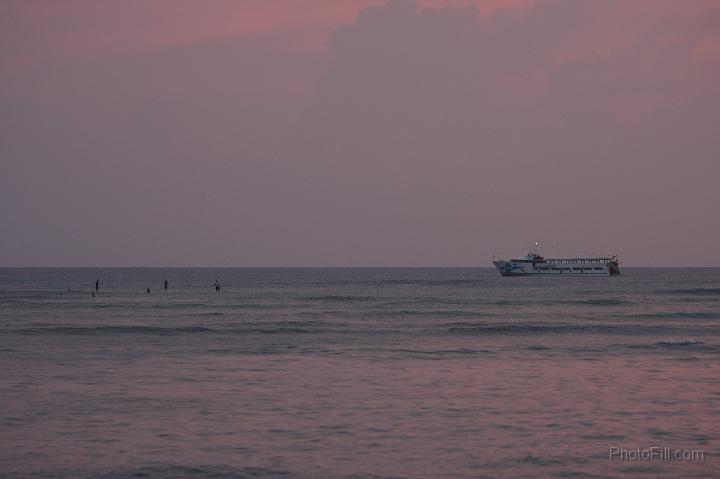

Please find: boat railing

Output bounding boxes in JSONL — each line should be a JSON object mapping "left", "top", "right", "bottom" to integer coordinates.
{"left": 544, "top": 258, "right": 613, "bottom": 264}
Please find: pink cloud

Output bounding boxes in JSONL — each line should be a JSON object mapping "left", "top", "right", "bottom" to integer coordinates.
{"left": 1, "top": 1, "right": 534, "bottom": 86}
{"left": 693, "top": 36, "right": 720, "bottom": 62}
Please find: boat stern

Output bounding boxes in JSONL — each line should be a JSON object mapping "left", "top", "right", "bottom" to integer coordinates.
{"left": 608, "top": 260, "right": 620, "bottom": 275}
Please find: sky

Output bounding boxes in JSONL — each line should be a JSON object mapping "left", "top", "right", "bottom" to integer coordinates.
{"left": 1, "top": 0, "right": 719, "bottom": 266}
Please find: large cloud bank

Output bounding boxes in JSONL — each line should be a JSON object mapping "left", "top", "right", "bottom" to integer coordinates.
{"left": 2, "top": 0, "right": 719, "bottom": 265}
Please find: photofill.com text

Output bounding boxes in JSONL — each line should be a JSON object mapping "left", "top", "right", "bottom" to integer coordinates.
{"left": 609, "top": 446, "right": 704, "bottom": 462}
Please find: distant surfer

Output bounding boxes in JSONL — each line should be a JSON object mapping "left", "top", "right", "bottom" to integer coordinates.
{"left": 95, "top": 280, "right": 99, "bottom": 292}
{"left": 215, "top": 280, "right": 221, "bottom": 292}
{"left": 164, "top": 280, "right": 168, "bottom": 291}
{"left": 147, "top": 287, "right": 151, "bottom": 294}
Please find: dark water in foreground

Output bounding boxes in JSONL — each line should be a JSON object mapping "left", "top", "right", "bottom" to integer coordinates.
{"left": 1, "top": 268, "right": 718, "bottom": 479}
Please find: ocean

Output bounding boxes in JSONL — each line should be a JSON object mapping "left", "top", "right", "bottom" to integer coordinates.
{"left": 1, "top": 268, "right": 718, "bottom": 479}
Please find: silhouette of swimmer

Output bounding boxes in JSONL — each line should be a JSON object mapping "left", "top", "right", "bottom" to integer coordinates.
{"left": 164, "top": 280, "right": 168, "bottom": 291}
{"left": 95, "top": 280, "right": 99, "bottom": 292}
{"left": 91, "top": 292, "right": 95, "bottom": 298}
{"left": 147, "top": 287, "right": 151, "bottom": 294}
{"left": 214, "top": 280, "right": 221, "bottom": 292}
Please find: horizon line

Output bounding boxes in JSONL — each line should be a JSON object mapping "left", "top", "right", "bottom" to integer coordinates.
{"left": 1, "top": 265, "right": 718, "bottom": 269}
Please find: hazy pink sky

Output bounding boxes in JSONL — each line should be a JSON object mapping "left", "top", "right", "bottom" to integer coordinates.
{"left": 1, "top": 0, "right": 719, "bottom": 266}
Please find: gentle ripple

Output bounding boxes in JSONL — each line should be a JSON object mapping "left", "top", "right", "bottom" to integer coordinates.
{"left": 0, "top": 268, "right": 718, "bottom": 478}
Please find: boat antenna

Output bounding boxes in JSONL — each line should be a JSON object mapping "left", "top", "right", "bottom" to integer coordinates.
{"left": 530, "top": 241, "right": 541, "bottom": 254}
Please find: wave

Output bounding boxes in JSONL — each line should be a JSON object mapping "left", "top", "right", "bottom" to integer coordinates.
{"left": 14, "top": 320, "right": 642, "bottom": 337}
{"left": 257, "top": 327, "right": 313, "bottom": 334}
{"left": 88, "top": 465, "right": 406, "bottom": 479}
{"left": 443, "top": 322, "right": 710, "bottom": 336}
{"left": 655, "top": 339, "right": 705, "bottom": 346}
{"left": 565, "top": 299, "right": 633, "bottom": 306}
{"left": 396, "top": 347, "right": 495, "bottom": 356}
{"left": 410, "top": 296, "right": 486, "bottom": 306}
{"left": 526, "top": 344, "right": 552, "bottom": 350}
{"left": 349, "top": 278, "right": 486, "bottom": 288}
{"left": 379, "top": 309, "right": 494, "bottom": 319}
{"left": 621, "top": 311, "right": 720, "bottom": 320}
{"left": 8, "top": 322, "right": 339, "bottom": 336}
{"left": 302, "top": 294, "right": 377, "bottom": 302}
{"left": 426, "top": 279, "right": 486, "bottom": 287}
{"left": 628, "top": 340, "right": 716, "bottom": 351}
{"left": 92, "top": 465, "right": 298, "bottom": 479}
{"left": 446, "top": 323, "right": 595, "bottom": 335}
{"left": 661, "top": 288, "right": 720, "bottom": 296}
{"left": 485, "top": 298, "right": 634, "bottom": 307}
{"left": 520, "top": 455, "right": 567, "bottom": 466}
{"left": 14, "top": 325, "right": 216, "bottom": 335}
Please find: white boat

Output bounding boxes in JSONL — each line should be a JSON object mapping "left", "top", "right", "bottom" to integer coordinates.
{"left": 492, "top": 244, "right": 620, "bottom": 276}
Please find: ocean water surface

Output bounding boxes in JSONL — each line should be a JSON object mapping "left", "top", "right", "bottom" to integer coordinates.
{"left": 0, "top": 268, "right": 718, "bottom": 478}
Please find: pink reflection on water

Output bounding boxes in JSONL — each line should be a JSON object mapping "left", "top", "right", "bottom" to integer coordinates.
{"left": 2, "top": 352, "right": 717, "bottom": 478}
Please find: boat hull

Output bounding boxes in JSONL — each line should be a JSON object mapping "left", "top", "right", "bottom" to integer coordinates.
{"left": 493, "top": 260, "right": 618, "bottom": 276}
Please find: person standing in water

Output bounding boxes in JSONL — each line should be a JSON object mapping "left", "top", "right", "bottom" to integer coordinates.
{"left": 214, "top": 280, "right": 221, "bottom": 292}
{"left": 164, "top": 280, "right": 168, "bottom": 291}
{"left": 147, "top": 287, "right": 151, "bottom": 294}
{"left": 95, "top": 280, "right": 99, "bottom": 292}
